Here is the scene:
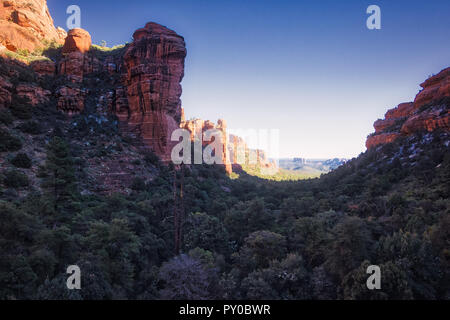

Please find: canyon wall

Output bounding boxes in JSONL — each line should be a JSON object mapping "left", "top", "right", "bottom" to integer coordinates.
{"left": 366, "top": 68, "right": 450, "bottom": 149}
{"left": 181, "top": 116, "right": 232, "bottom": 174}
{"left": 180, "top": 115, "right": 277, "bottom": 174}
{"left": 0, "top": 0, "right": 66, "bottom": 52}
{"left": 116, "top": 23, "right": 187, "bottom": 162}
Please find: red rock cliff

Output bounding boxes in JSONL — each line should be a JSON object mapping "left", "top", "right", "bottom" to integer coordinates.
{"left": 115, "top": 22, "right": 187, "bottom": 162}
{"left": 0, "top": 0, "right": 66, "bottom": 52}
{"left": 366, "top": 68, "right": 450, "bottom": 149}
{"left": 181, "top": 117, "right": 232, "bottom": 174}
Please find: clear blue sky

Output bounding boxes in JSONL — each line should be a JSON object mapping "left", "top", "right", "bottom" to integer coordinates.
{"left": 48, "top": 0, "right": 450, "bottom": 159}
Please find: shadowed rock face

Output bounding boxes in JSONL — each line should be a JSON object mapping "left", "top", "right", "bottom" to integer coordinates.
{"left": 366, "top": 68, "right": 450, "bottom": 149}
{"left": 117, "top": 22, "right": 187, "bottom": 162}
{"left": 56, "top": 86, "right": 86, "bottom": 115}
{"left": 58, "top": 28, "right": 93, "bottom": 83}
{"left": 31, "top": 59, "right": 56, "bottom": 77}
{"left": 16, "top": 83, "right": 50, "bottom": 105}
{"left": 0, "top": 0, "right": 66, "bottom": 52}
{"left": 0, "top": 75, "right": 13, "bottom": 107}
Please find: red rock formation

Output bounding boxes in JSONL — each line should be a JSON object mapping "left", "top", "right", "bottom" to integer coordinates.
{"left": 31, "top": 59, "right": 55, "bottom": 76}
{"left": 62, "top": 29, "right": 92, "bottom": 54}
{"left": 373, "top": 118, "right": 398, "bottom": 134}
{"left": 229, "top": 134, "right": 247, "bottom": 167}
{"left": 58, "top": 51, "right": 86, "bottom": 83}
{"left": 414, "top": 68, "right": 450, "bottom": 109}
{"left": 180, "top": 118, "right": 232, "bottom": 173}
{"left": 366, "top": 133, "right": 401, "bottom": 150}
{"left": 117, "top": 22, "right": 187, "bottom": 162}
{"left": 16, "top": 83, "right": 50, "bottom": 105}
{"left": 401, "top": 107, "right": 450, "bottom": 135}
{"left": 56, "top": 86, "right": 86, "bottom": 115}
{"left": 216, "top": 119, "right": 232, "bottom": 174}
{"left": 0, "top": 0, "right": 66, "bottom": 52}
{"left": 58, "top": 29, "right": 95, "bottom": 83}
{"left": 366, "top": 67, "right": 450, "bottom": 149}
{"left": 0, "top": 75, "right": 13, "bottom": 107}
{"left": 385, "top": 102, "right": 414, "bottom": 119}
{"left": 180, "top": 118, "right": 204, "bottom": 142}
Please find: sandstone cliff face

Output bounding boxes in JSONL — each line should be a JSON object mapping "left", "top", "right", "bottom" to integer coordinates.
{"left": 56, "top": 86, "right": 86, "bottom": 115}
{"left": 16, "top": 83, "right": 50, "bottom": 105}
{"left": 228, "top": 134, "right": 277, "bottom": 171}
{"left": 180, "top": 115, "right": 278, "bottom": 174}
{"left": 0, "top": 0, "right": 66, "bottom": 52}
{"left": 58, "top": 29, "right": 94, "bottom": 83}
{"left": 31, "top": 59, "right": 55, "bottom": 77}
{"left": 181, "top": 117, "right": 232, "bottom": 174}
{"left": 0, "top": 75, "right": 13, "bottom": 107}
{"left": 116, "top": 22, "right": 187, "bottom": 162}
{"left": 367, "top": 68, "right": 450, "bottom": 149}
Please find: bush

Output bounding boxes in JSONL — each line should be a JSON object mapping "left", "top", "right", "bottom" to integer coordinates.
{"left": 10, "top": 95, "right": 33, "bottom": 120}
{"left": 18, "top": 121, "right": 42, "bottom": 135}
{"left": 144, "top": 151, "right": 160, "bottom": 166}
{"left": 11, "top": 153, "right": 32, "bottom": 169}
{"left": 2, "top": 170, "right": 29, "bottom": 188}
{"left": 0, "top": 109, "right": 14, "bottom": 125}
{"left": 131, "top": 177, "right": 146, "bottom": 191}
{"left": 0, "top": 128, "right": 22, "bottom": 152}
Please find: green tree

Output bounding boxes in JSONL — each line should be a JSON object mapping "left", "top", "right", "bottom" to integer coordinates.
{"left": 184, "top": 212, "right": 230, "bottom": 254}
{"left": 325, "top": 217, "right": 373, "bottom": 278}
{"left": 40, "top": 137, "right": 77, "bottom": 212}
{"left": 233, "top": 230, "right": 286, "bottom": 275}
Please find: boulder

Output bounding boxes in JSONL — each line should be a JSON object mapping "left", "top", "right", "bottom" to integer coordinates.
{"left": 62, "top": 28, "right": 92, "bottom": 54}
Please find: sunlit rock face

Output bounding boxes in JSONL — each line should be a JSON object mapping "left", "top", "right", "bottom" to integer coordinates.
{"left": 58, "top": 29, "right": 93, "bottom": 83}
{"left": 414, "top": 68, "right": 450, "bottom": 109}
{"left": 0, "top": 0, "right": 66, "bottom": 52}
{"left": 62, "top": 28, "right": 92, "bottom": 54}
{"left": 366, "top": 68, "right": 450, "bottom": 149}
{"left": 117, "top": 22, "right": 187, "bottom": 162}
{"left": 181, "top": 117, "right": 232, "bottom": 174}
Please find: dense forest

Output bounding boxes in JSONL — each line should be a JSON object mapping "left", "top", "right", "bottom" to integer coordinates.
{"left": 1, "top": 84, "right": 449, "bottom": 300}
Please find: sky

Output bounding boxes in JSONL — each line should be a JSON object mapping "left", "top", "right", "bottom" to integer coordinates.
{"left": 47, "top": 0, "right": 450, "bottom": 159}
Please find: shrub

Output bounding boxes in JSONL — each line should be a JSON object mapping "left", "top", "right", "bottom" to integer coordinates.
{"left": 0, "top": 109, "right": 14, "bottom": 125}
{"left": 2, "top": 170, "right": 29, "bottom": 188}
{"left": 0, "top": 128, "right": 22, "bottom": 152}
{"left": 11, "top": 153, "right": 32, "bottom": 169}
{"left": 131, "top": 177, "right": 146, "bottom": 191}
{"left": 18, "top": 121, "right": 42, "bottom": 135}
{"left": 10, "top": 95, "right": 33, "bottom": 120}
{"left": 144, "top": 151, "right": 160, "bottom": 166}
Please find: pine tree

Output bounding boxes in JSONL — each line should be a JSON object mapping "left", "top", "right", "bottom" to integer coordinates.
{"left": 40, "top": 136, "right": 77, "bottom": 213}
